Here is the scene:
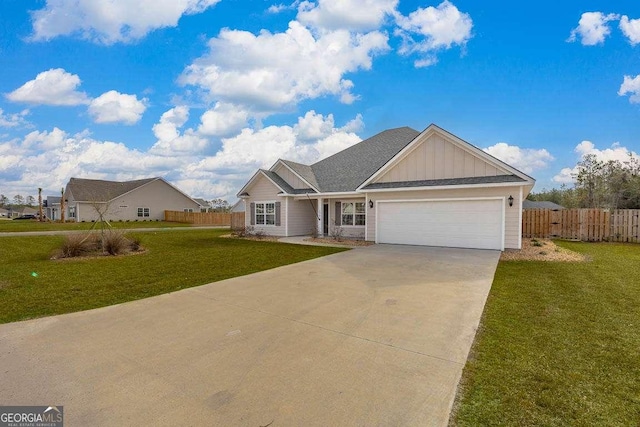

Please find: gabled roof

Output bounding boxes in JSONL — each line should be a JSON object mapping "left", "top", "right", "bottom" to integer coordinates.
{"left": 193, "top": 198, "right": 209, "bottom": 207}
{"left": 311, "top": 127, "right": 420, "bottom": 192}
{"left": 358, "top": 124, "right": 534, "bottom": 190}
{"left": 65, "top": 177, "right": 198, "bottom": 204}
{"left": 238, "top": 124, "right": 535, "bottom": 197}
{"left": 279, "top": 160, "right": 320, "bottom": 191}
{"left": 66, "top": 177, "right": 157, "bottom": 202}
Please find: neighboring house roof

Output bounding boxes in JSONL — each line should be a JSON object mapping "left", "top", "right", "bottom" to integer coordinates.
{"left": 17, "top": 206, "right": 37, "bottom": 214}
{"left": 65, "top": 177, "right": 198, "bottom": 205}
{"left": 47, "top": 196, "right": 61, "bottom": 204}
{"left": 523, "top": 200, "right": 565, "bottom": 209}
{"left": 66, "top": 177, "right": 157, "bottom": 202}
{"left": 231, "top": 200, "right": 244, "bottom": 212}
{"left": 193, "top": 198, "right": 209, "bottom": 207}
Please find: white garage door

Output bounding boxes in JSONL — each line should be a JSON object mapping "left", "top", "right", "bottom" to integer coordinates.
{"left": 377, "top": 199, "right": 504, "bottom": 250}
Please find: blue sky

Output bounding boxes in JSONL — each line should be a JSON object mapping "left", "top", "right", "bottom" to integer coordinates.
{"left": 1, "top": 0, "right": 640, "bottom": 201}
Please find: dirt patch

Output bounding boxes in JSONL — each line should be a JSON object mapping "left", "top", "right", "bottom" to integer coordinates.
{"left": 501, "top": 238, "right": 587, "bottom": 262}
{"left": 304, "top": 237, "right": 374, "bottom": 247}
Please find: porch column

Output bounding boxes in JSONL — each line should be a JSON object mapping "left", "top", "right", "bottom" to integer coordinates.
{"left": 317, "top": 197, "right": 324, "bottom": 237}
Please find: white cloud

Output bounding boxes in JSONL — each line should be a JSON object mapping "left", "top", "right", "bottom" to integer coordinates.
{"left": 198, "top": 103, "right": 249, "bottom": 137}
{"left": 6, "top": 68, "right": 90, "bottom": 106}
{"left": 150, "top": 106, "right": 209, "bottom": 155}
{"left": 88, "top": 91, "right": 147, "bottom": 124}
{"left": 0, "top": 109, "right": 30, "bottom": 128}
{"left": 483, "top": 143, "right": 553, "bottom": 175}
{"left": 0, "top": 110, "right": 364, "bottom": 201}
{"left": 179, "top": 21, "right": 389, "bottom": 111}
{"left": 30, "top": 0, "right": 221, "bottom": 44}
{"left": 267, "top": 3, "right": 292, "bottom": 14}
{"left": 618, "top": 75, "right": 640, "bottom": 104}
{"left": 395, "top": 1, "right": 472, "bottom": 67}
{"left": 297, "top": 0, "right": 398, "bottom": 31}
{"left": 568, "top": 12, "right": 619, "bottom": 46}
{"left": 0, "top": 128, "right": 180, "bottom": 197}
{"left": 620, "top": 16, "right": 640, "bottom": 45}
{"left": 552, "top": 140, "right": 640, "bottom": 183}
{"left": 191, "top": 111, "right": 362, "bottom": 176}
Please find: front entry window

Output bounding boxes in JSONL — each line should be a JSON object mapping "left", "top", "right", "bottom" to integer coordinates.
{"left": 342, "top": 202, "right": 365, "bottom": 226}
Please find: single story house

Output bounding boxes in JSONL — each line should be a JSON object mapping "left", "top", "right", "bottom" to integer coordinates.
{"left": 237, "top": 124, "right": 535, "bottom": 250}
{"left": 0, "top": 208, "right": 8, "bottom": 218}
{"left": 523, "top": 200, "right": 564, "bottom": 210}
{"left": 63, "top": 177, "right": 202, "bottom": 222}
{"left": 193, "top": 198, "right": 211, "bottom": 212}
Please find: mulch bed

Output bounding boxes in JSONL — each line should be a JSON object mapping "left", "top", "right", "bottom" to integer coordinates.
{"left": 501, "top": 238, "right": 587, "bottom": 262}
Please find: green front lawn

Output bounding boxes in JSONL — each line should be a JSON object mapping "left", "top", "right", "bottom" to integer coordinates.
{"left": 452, "top": 242, "right": 640, "bottom": 426}
{"left": 0, "top": 229, "right": 346, "bottom": 324}
{"left": 0, "top": 220, "right": 192, "bottom": 232}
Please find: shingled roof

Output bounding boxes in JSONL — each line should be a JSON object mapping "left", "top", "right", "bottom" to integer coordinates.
{"left": 65, "top": 177, "right": 157, "bottom": 202}
{"left": 309, "top": 127, "right": 420, "bottom": 192}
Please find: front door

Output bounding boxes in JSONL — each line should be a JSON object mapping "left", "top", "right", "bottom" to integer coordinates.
{"left": 323, "top": 203, "right": 329, "bottom": 235}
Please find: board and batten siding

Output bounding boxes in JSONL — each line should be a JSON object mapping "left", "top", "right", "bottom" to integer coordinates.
{"left": 287, "top": 198, "right": 318, "bottom": 236}
{"left": 366, "top": 186, "right": 522, "bottom": 249}
{"left": 273, "top": 164, "right": 309, "bottom": 189}
{"left": 245, "top": 174, "right": 286, "bottom": 236}
{"left": 374, "top": 133, "right": 509, "bottom": 184}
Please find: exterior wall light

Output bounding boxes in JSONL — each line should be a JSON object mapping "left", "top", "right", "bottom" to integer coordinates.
{"left": 508, "top": 195, "right": 514, "bottom": 207}
{"left": 369, "top": 199, "right": 374, "bottom": 208}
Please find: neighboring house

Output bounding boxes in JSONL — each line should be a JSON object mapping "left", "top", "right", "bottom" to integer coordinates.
{"left": 63, "top": 177, "right": 201, "bottom": 222}
{"left": 193, "top": 198, "right": 210, "bottom": 212}
{"left": 44, "top": 196, "right": 62, "bottom": 220}
{"left": 237, "top": 124, "right": 535, "bottom": 250}
{"left": 523, "top": 200, "right": 564, "bottom": 210}
{"left": 0, "top": 208, "right": 8, "bottom": 218}
{"left": 231, "top": 200, "right": 245, "bottom": 213}
{"left": 16, "top": 206, "right": 37, "bottom": 216}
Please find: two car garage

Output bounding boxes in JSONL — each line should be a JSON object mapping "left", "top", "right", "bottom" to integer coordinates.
{"left": 375, "top": 198, "right": 505, "bottom": 251}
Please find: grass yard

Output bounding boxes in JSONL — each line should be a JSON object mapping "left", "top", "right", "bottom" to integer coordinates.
{"left": 0, "top": 229, "right": 346, "bottom": 324}
{"left": 0, "top": 220, "right": 191, "bottom": 232}
{"left": 452, "top": 242, "right": 640, "bottom": 426}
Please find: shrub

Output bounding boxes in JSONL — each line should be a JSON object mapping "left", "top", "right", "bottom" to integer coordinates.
{"left": 232, "top": 226, "right": 254, "bottom": 238}
{"left": 103, "top": 230, "right": 129, "bottom": 255}
{"left": 330, "top": 225, "right": 344, "bottom": 241}
{"left": 58, "top": 234, "right": 99, "bottom": 258}
{"left": 129, "top": 235, "right": 142, "bottom": 252}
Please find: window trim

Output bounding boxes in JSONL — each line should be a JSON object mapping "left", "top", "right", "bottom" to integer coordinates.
{"left": 340, "top": 201, "right": 366, "bottom": 227}
{"left": 254, "top": 201, "right": 277, "bottom": 226}
{"left": 137, "top": 207, "right": 150, "bottom": 218}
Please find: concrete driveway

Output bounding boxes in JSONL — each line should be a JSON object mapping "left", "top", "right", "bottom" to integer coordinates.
{"left": 0, "top": 244, "right": 500, "bottom": 426}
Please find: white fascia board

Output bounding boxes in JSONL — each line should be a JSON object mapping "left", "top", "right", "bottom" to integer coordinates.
{"left": 362, "top": 181, "right": 530, "bottom": 193}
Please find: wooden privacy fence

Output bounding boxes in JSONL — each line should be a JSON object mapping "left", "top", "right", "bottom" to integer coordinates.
{"left": 164, "top": 210, "right": 231, "bottom": 226}
{"left": 522, "top": 208, "right": 640, "bottom": 243}
{"left": 231, "top": 212, "right": 245, "bottom": 230}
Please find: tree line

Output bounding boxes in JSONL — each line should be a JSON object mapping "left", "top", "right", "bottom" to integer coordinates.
{"left": 0, "top": 194, "right": 37, "bottom": 208}
{"left": 529, "top": 154, "right": 640, "bottom": 209}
